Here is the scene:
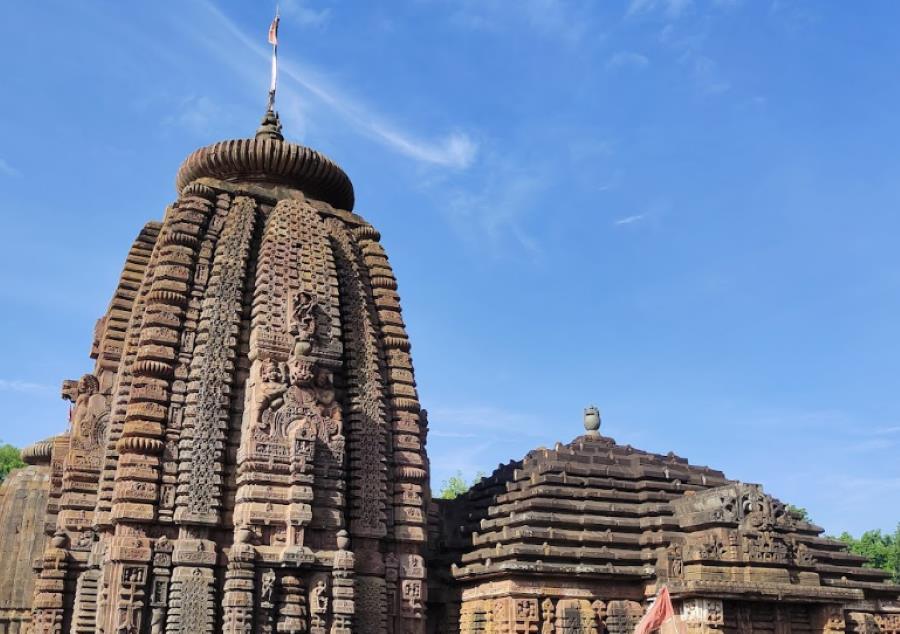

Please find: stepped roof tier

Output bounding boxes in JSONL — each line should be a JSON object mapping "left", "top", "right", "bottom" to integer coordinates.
{"left": 430, "top": 419, "right": 900, "bottom": 634}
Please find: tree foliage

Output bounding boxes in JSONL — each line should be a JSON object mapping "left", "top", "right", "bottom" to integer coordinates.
{"left": 438, "top": 471, "right": 486, "bottom": 500}
{"left": 838, "top": 526, "right": 900, "bottom": 583}
{"left": 787, "top": 504, "right": 810, "bottom": 521}
{"left": 790, "top": 507, "right": 899, "bottom": 582}
{"left": 0, "top": 443, "right": 25, "bottom": 483}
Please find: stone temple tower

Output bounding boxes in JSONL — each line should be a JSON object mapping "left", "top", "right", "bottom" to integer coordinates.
{"left": 28, "top": 109, "right": 430, "bottom": 634}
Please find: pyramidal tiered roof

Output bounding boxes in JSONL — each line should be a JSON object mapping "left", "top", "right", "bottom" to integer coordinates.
{"left": 433, "top": 422, "right": 899, "bottom": 634}
{"left": 447, "top": 434, "right": 731, "bottom": 580}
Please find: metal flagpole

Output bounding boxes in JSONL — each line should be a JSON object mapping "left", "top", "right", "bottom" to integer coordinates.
{"left": 267, "top": 6, "right": 280, "bottom": 112}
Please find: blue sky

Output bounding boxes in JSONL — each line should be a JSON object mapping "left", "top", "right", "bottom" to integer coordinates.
{"left": 1, "top": 0, "right": 899, "bottom": 536}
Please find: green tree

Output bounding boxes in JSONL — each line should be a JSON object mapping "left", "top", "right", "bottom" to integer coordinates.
{"left": 787, "top": 504, "right": 810, "bottom": 521}
{"left": 0, "top": 443, "right": 25, "bottom": 482}
{"left": 838, "top": 526, "right": 900, "bottom": 583}
{"left": 437, "top": 471, "right": 486, "bottom": 500}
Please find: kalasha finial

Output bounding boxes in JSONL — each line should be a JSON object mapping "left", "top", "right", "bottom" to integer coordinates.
{"left": 584, "top": 405, "right": 601, "bottom": 437}
{"left": 256, "top": 109, "right": 284, "bottom": 141}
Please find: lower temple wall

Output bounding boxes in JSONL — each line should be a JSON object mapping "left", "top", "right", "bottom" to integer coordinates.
{"left": 454, "top": 588, "right": 898, "bottom": 634}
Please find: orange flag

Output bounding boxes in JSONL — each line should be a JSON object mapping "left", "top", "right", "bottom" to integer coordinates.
{"left": 268, "top": 12, "right": 280, "bottom": 46}
{"left": 633, "top": 587, "right": 686, "bottom": 634}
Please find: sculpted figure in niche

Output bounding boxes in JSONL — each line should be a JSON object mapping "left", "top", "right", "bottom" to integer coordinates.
{"left": 668, "top": 544, "right": 684, "bottom": 578}
{"left": 310, "top": 579, "right": 329, "bottom": 627}
{"left": 68, "top": 373, "right": 108, "bottom": 451}
{"left": 256, "top": 358, "right": 288, "bottom": 434}
{"left": 315, "top": 366, "right": 342, "bottom": 439}
{"left": 150, "top": 608, "right": 164, "bottom": 634}
{"left": 261, "top": 569, "right": 276, "bottom": 604}
{"left": 291, "top": 290, "right": 322, "bottom": 357}
{"left": 541, "top": 599, "right": 555, "bottom": 634}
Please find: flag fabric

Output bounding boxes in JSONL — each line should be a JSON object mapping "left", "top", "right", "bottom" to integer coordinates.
{"left": 268, "top": 13, "right": 280, "bottom": 46}
{"left": 633, "top": 587, "right": 686, "bottom": 634}
{"left": 267, "top": 9, "right": 280, "bottom": 106}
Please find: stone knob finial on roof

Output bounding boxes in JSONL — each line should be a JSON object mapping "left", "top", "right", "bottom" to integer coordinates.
{"left": 256, "top": 108, "right": 284, "bottom": 142}
{"left": 584, "top": 405, "right": 601, "bottom": 437}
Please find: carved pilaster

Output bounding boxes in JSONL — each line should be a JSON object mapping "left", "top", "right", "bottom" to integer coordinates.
{"left": 330, "top": 531, "right": 355, "bottom": 634}
{"left": 277, "top": 574, "right": 307, "bottom": 634}
{"left": 680, "top": 598, "right": 724, "bottom": 634}
{"left": 221, "top": 532, "right": 255, "bottom": 634}
{"left": 165, "top": 530, "right": 217, "bottom": 634}
{"left": 95, "top": 529, "right": 153, "bottom": 634}
{"left": 148, "top": 536, "right": 174, "bottom": 634}
{"left": 30, "top": 533, "right": 70, "bottom": 634}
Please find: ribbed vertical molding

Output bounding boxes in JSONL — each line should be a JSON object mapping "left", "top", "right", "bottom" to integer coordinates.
{"left": 96, "top": 223, "right": 165, "bottom": 528}
{"left": 353, "top": 223, "right": 429, "bottom": 633}
{"left": 100, "top": 192, "right": 215, "bottom": 634}
{"left": 159, "top": 192, "right": 226, "bottom": 526}
{"left": 166, "top": 195, "right": 257, "bottom": 634}
{"left": 233, "top": 198, "right": 294, "bottom": 535}
{"left": 174, "top": 194, "right": 255, "bottom": 525}
{"left": 63, "top": 223, "right": 160, "bottom": 633}
{"left": 327, "top": 217, "right": 390, "bottom": 634}
{"left": 30, "top": 222, "right": 161, "bottom": 634}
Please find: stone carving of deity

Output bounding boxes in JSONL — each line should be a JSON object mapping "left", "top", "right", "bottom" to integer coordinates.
{"left": 315, "top": 367, "right": 342, "bottom": 439}
{"left": 310, "top": 579, "right": 329, "bottom": 628}
{"left": 68, "top": 373, "right": 108, "bottom": 452}
{"left": 260, "top": 569, "right": 276, "bottom": 605}
{"left": 291, "top": 291, "right": 321, "bottom": 357}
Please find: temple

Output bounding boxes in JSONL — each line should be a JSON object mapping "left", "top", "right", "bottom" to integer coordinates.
{"left": 429, "top": 410, "right": 900, "bottom": 634}
{"left": 0, "top": 106, "right": 896, "bottom": 634}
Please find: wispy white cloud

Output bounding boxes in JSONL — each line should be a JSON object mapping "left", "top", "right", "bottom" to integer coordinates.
{"left": 691, "top": 54, "right": 731, "bottom": 94}
{"left": 627, "top": 0, "right": 693, "bottom": 19}
{"left": 438, "top": 155, "right": 543, "bottom": 257}
{"left": 450, "top": 0, "right": 592, "bottom": 45}
{"left": 194, "top": 1, "right": 478, "bottom": 169}
{"left": 605, "top": 51, "right": 650, "bottom": 71}
{"left": 0, "top": 379, "right": 53, "bottom": 395}
{"left": 0, "top": 158, "right": 22, "bottom": 178}
{"left": 614, "top": 213, "right": 647, "bottom": 226}
{"left": 162, "top": 95, "right": 231, "bottom": 136}
{"left": 281, "top": 0, "right": 331, "bottom": 28}
{"left": 657, "top": 22, "right": 731, "bottom": 96}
